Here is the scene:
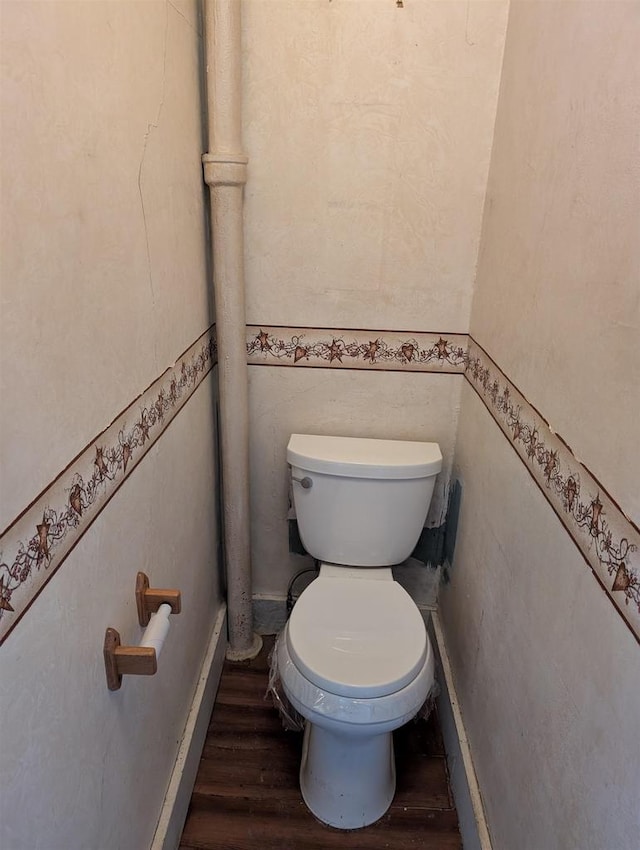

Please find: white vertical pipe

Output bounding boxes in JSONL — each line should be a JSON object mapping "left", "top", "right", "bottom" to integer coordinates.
{"left": 203, "top": 0, "right": 261, "bottom": 660}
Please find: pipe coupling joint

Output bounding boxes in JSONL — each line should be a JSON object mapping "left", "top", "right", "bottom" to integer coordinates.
{"left": 202, "top": 153, "right": 248, "bottom": 187}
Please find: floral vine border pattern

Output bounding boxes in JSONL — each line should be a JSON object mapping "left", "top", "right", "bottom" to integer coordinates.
{"left": 0, "top": 328, "right": 217, "bottom": 644}
{"left": 465, "top": 338, "right": 640, "bottom": 641}
{"left": 2, "top": 322, "right": 637, "bottom": 645}
{"left": 246, "top": 325, "right": 639, "bottom": 640}
{"left": 246, "top": 326, "right": 469, "bottom": 373}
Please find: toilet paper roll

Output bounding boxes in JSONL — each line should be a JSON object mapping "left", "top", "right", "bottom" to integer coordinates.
{"left": 140, "top": 602, "right": 172, "bottom": 660}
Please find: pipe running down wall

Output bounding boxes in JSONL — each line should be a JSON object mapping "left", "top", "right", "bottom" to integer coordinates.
{"left": 203, "top": 0, "right": 261, "bottom": 660}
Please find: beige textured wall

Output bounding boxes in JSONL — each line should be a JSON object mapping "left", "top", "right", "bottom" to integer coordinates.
{"left": 470, "top": 0, "right": 640, "bottom": 522}
{"left": 444, "top": 384, "right": 640, "bottom": 850}
{"left": 442, "top": 2, "right": 640, "bottom": 847}
{"left": 1, "top": 0, "right": 212, "bottom": 529}
{"left": 242, "top": 0, "right": 509, "bottom": 330}
{"left": 0, "top": 3, "right": 221, "bottom": 848}
{"left": 242, "top": 0, "right": 508, "bottom": 596}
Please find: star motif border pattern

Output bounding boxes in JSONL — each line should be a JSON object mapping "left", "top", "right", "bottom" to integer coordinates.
{"left": 246, "top": 326, "right": 468, "bottom": 372}
{"left": 1, "top": 325, "right": 637, "bottom": 645}
{"left": 0, "top": 328, "right": 217, "bottom": 643}
{"left": 465, "top": 339, "right": 639, "bottom": 641}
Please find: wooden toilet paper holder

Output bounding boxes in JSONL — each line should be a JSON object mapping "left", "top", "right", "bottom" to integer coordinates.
{"left": 103, "top": 572, "right": 182, "bottom": 691}
{"left": 103, "top": 628, "right": 157, "bottom": 691}
{"left": 135, "top": 571, "right": 181, "bottom": 626}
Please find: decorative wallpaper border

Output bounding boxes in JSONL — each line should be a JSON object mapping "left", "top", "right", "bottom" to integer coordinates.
{"left": 246, "top": 323, "right": 639, "bottom": 643}
{"left": 246, "top": 325, "right": 468, "bottom": 373}
{"left": 2, "top": 320, "right": 637, "bottom": 645}
{"left": 465, "top": 337, "right": 640, "bottom": 643}
{"left": 0, "top": 327, "right": 217, "bottom": 645}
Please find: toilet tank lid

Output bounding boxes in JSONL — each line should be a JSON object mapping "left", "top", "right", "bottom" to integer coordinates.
{"left": 287, "top": 434, "right": 442, "bottom": 479}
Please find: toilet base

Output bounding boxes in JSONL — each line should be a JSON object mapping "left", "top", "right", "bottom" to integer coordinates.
{"left": 299, "top": 721, "right": 396, "bottom": 829}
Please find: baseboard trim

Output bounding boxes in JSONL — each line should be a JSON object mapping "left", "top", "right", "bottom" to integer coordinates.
{"left": 429, "top": 610, "right": 492, "bottom": 850}
{"left": 150, "top": 604, "right": 228, "bottom": 850}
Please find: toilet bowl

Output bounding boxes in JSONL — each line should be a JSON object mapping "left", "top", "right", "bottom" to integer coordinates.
{"left": 277, "top": 434, "right": 442, "bottom": 829}
{"left": 277, "top": 567, "right": 435, "bottom": 828}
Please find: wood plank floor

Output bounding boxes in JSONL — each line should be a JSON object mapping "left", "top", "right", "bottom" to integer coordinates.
{"left": 180, "top": 637, "right": 462, "bottom": 850}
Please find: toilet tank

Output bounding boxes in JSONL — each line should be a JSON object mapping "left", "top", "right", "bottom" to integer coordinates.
{"left": 287, "top": 434, "right": 442, "bottom": 567}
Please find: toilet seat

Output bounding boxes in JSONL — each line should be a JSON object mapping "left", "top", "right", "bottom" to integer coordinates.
{"left": 287, "top": 577, "right": 427, "bottom": 699}
{"left": 278, "top": 623, "right": 434, "bottom": 729}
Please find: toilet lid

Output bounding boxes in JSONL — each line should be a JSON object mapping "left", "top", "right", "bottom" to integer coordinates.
{"left": 287, "top": 578, "right": 427, "bottom": 699}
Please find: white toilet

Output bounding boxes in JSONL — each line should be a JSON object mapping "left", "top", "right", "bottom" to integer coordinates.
{"left": 277, "top": 433, "right": 443, "bottom": 829}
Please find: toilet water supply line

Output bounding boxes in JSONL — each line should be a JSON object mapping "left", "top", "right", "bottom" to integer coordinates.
{"left": 202, "top": 0, "right": 262, "bottom": 660}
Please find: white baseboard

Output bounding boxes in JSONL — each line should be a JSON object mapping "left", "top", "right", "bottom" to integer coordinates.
{"left": 429, "top": 611, "right": 493, "bottom": 850}
{"left": 150, "top": 604, "right": 228, "bottom": 850}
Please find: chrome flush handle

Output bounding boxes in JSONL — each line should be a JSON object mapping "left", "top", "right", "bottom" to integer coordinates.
{"left": 292, "top": 475, "right": 313, "bottom": 489}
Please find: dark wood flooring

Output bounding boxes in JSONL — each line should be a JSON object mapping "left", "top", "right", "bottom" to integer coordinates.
{"left": 179, "top": 636, "right": 462, "bottom": 850}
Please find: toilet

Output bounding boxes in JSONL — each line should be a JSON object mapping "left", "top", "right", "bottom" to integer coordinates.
{"left": 276, "top": 433, "right": 443, "bottom": 829}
